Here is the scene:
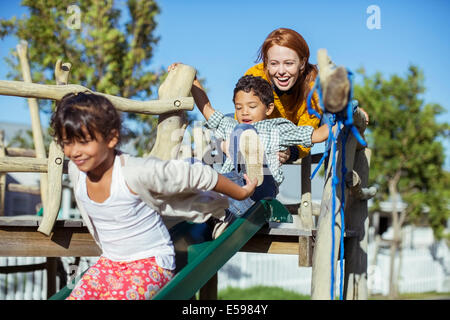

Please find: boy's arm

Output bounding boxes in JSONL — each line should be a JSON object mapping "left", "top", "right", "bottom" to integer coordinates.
{"left": 191, "top": 78, "right": 215, "bottom": 121}
{"left": 311, "top": 124, "right": 331, "bottom": 143}
{"left": 276, "top": 119, "right": 331, "bottom": 148}
{"left": 214, "top": 174, "right": 257, "bottom": 201}
{"left": 168, "top": 63, "right": 215, "bottom": 121}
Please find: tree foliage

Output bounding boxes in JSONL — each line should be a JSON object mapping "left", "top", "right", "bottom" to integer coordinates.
{"left": 354, "top": 65, "right": 450, "bottom": 239}
{"left": 0, "top": 0, "right": 178, "bottom": 154}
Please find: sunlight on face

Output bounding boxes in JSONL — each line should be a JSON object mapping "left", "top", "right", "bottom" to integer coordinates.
{"left": 267, "top": 45, "right": 303, "bottom": 92}
{"left": 234, "top": 90, "right": 273, "bottom": 124}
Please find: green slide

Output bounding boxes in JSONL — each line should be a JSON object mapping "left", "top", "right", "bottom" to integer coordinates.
{"left": 49, "top": 199, "right": 292, "bottom": 300}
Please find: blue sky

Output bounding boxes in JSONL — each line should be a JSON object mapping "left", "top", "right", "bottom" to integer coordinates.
{"left": 0, "top": 0, "right": 449, "bottom": 169}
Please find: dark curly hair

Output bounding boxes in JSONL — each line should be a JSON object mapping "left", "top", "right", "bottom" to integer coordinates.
{"left": 232, "top": 75, "right": 274, "bottom": 107}
{"left": 50, "top": 92, "right": 122, "bottom": 147}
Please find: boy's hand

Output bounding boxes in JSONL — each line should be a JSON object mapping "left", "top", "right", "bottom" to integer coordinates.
{"left": 241, "top": 173, "right": 257, "bottom": 199}
{"left": 167, "top": 62, "right": 181, "bottom": 72}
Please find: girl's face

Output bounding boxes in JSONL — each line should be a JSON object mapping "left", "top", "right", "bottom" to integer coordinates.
{"left": 62, "top": 127, "right": 118, "bottom": 177}
{"left": 266, "top": 45, "right": 304, "bottom": 92}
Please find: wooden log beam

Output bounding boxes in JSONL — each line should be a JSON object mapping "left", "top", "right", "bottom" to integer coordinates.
{"left": 37, "top": 141, "right": 64, "bottom": 236}
{"left": 37, "top": 60, "right": 69, "bottom": 236}
{"left": 7, "top": 183, "right": 40, "bottom": 195}
{"left": 317, "top": 49, "right": 350, "bottom": 114}
{"left": 0, "top": 156, "right": 48, "bottom": 172}
{"left": 17, "top": 40, "right": 49, "bottom": 216}
{"left": 0, "top": 262, "right": 47, "bottom": 274}
{"left": 0, "top": 156, "right": 69, "bottom": 173}
{"left": 149, "top": 63, "right": 196, "bottom": 160}
{"left": 5, "top": 147, "right": 36, "bottom": 157}
{"left": 0, "top": 80, "right": 194, "bottom": 115}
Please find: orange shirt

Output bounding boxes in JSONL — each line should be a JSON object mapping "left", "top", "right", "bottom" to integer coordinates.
{"left": 245, "top": 63, "right": 322, "bottom": 159}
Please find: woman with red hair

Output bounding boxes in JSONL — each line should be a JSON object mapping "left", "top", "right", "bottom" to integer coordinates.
{"left": 245, "top": 28, "right": 366, "bottom": 162}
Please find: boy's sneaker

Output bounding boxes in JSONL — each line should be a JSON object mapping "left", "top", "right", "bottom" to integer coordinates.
{"left": 239, "top": 130, "right": 264, "bottom": 186}
{"left": 210, "top": 211, "right": 236, "bottom": 239}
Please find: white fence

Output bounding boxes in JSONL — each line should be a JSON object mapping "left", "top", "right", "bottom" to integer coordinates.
{"left": 0, "top": 256, "right": 98, "bottom": 300}
{"left": 218, "top": 226, "right": 450, "bottom": 297}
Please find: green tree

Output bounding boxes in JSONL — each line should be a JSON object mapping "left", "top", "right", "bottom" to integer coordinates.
{"left": 0, "top": 0, "right": 187, "bottom": 154}
{"left": 354, "top": 65, "right": 450, "bottom": 298}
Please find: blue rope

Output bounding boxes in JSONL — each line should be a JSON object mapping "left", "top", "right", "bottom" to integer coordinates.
{"left": 307, "top": 68, "right": 367, "bottom": 300}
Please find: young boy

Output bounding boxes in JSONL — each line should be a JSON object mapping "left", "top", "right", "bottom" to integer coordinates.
{"left": 187, "top": 73, "right": 329, "bottom": 230}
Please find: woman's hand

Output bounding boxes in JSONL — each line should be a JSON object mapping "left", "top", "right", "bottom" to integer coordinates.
{"left": 277, "top": 148, "right": 291, "bottom": 164}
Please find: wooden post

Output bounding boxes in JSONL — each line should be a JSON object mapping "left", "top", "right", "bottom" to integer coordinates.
{"left": 343, "top": 148, "right": 372, "bottom": 300}
{"left": 46, "top": 257, "right": 57, "bottom": 298}
{"left": 311, "top": 109, "right": 367, "bottom": 300}
{"left": 149, "top": 64, "right": 196, "bottom": 160}
{"left": 199, "top": 273, "right": 218, "bottom": 300}
{"left": 0, "top": 131, "right": 5, "bottom": 216}
{"left": 317, "top": 49, "right": 350, "bottom": 114}
{"left": 298, "top": 154, "right": 314, "bottom": 267}
{"left": 37, "top": 60, "right": 70, "bottom": 236}
{"left": 37, "top": 141, "right": 64, "bottom": 236}
{"left": 16, "top": 40, "right": 49, "bottom": 215}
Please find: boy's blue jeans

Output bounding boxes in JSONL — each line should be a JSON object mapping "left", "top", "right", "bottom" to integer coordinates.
{"left": 224, "top": 123, "right": 278, "bottom": 218}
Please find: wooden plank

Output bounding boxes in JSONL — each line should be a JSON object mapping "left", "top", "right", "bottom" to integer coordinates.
{"left": 0, "top": 216, "right": 85, "bottom": 227}
{"left": 0, "top": 225, "right": 101, "bottom": 257}
{"left": 240, "top": 234, "right": 300, "bottom": 255}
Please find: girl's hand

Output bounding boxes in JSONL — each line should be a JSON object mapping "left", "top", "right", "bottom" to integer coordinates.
{"left": 277, "top": 148, "right": 291, "bottom": 164}
{"left": 241, "top": 173, "right": 257, "bottom": 199}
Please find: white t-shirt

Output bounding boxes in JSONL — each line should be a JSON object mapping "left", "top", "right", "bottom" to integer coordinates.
{"left": 76, "top": 156, "right": 175, "bottom": 270}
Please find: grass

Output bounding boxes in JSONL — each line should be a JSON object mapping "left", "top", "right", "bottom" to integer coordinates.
{"left": 216, "top": 286, "right": 450, "bottom": 300}
{"left": 218, "top": 286, "right": 310, "bottom": 300}
{"left": 369, "top": 291, "right": 450, "bottom": 300}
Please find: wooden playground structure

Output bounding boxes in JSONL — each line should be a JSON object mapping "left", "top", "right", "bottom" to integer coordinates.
{"left": 0, "top": 40, "right": 374, "bottom": 300}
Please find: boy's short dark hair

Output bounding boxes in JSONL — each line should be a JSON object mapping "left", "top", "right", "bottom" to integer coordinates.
{"left": 233, "top": 75, "right": 274, "bottom": 107}
{"left": 51, "top": 92, "right": 122, "bottom": 147}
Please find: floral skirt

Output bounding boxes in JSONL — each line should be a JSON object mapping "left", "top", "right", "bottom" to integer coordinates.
{"left": 66, "top": 256, "right": 173, "bottom": 300}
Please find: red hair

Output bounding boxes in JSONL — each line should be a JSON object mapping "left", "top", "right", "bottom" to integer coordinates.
{"left": 257, "top": 28, "right": 318, "bottom": 104}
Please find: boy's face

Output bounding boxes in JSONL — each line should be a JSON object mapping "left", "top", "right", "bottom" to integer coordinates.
{"left": 234, "top": 90, "right": 274, "bottom": 124}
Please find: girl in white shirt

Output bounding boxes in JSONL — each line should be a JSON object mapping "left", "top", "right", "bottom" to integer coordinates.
{"left": 51, "top": 92, "right": 256, "bottom": 300}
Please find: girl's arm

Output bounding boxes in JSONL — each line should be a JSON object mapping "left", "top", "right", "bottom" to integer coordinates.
{"left": 214, "top": 174, "right": 257, "bottom": 201}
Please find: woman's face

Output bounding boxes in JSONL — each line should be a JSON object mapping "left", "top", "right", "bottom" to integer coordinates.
{"left": 266, "top": 45, "right": 303, "bottom": 92}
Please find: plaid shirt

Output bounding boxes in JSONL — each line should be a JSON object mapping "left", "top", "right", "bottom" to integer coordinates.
{"left": 206, "top": 111, "right": 314, "bottom": 185}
